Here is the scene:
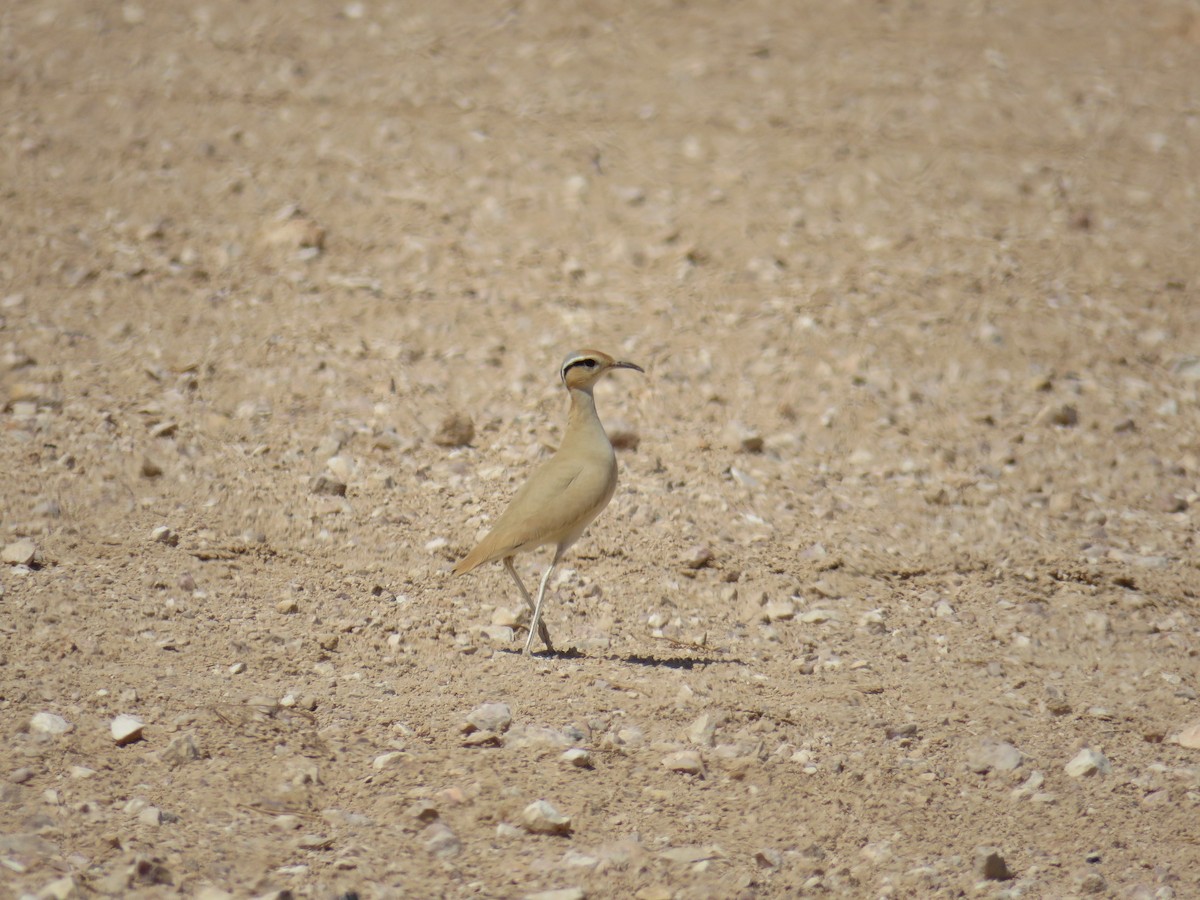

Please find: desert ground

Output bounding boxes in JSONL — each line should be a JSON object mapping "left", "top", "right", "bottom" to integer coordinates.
{"left": 3, "top": 1, "right": 1200, "bottom": 897}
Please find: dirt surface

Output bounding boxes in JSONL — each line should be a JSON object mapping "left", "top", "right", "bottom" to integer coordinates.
{"left": 3, "top": 1, "right": 1200, "bottom": 897}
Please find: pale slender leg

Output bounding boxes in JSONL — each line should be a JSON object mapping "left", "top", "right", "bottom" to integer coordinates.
{"left": 504, "top": 557, "right": 553, "bottom": 652}
{"left": 524, "top": 552, "right": 561, "bottom": 655}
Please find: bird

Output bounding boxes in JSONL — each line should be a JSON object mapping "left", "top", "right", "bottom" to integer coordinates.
{"left": 452, "top": 349, "right": 644, "bottom": 654}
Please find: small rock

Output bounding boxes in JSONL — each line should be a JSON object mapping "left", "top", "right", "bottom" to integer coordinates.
{"left": 372, "top": 752, "right": 403, "bottom": 770}
{"left": 524, "top": 889, "right": 585, "bottom": 900}
{"left": 229, "top": 662, "right": 246, "bottom": 675}
{"left": 725, "top": 422, "right": 764, "bottom": 453}
{"left": 1036, "top": 403, "right": 1079, "bottom": 427}
{"left": 137, "top": 806, "right": 169, "bottom": 826}
{"left": 1077, "top": 872, "right": 1106, "bottom": 894}
{"left": 11, "top": 766, "right": 34, "bottom": 783}
{"left": 2, "top": 539, "right": 37, "bottom": 566}
{"left": 159, "top": 733, "right": 201, "bottom": 767}
{"left": 686, "top": 712, "right": 721, "bottom": 747}
{"left": 763, "top": 600, "right": 796, "bottom": 622}
{"left": 661, "top": 750, "right": 704, "bottom": 775}
{"left": 1011, "top": 770, "right": 1045, "bottom": 800}
{"left": 276, "top": 598, "right": 299, "bottom": 614}
{"left": 464, "top": 702, "right": 512, "bottom": 734}
{"left": 36, "top": 876, "right": 80, "bottom": 900}
{"left": 967, "top": 739, "right": 1023, "bottom": 774}
{"left": 976, "top": 847, "right": 1013, "bottom": 881}
{"left": 433, "top": 413, "right": 474, "bottom": 447}
{"left": 309, "top": 473, "right": 347, "bottom": 496}
{"left": 149, "top": 526, "right": 178, "bottom": 546}
{"left": 1065, "top": 748, "right": 1111, "bottom": 778}
{"left": 140, "top": 456, "right": 163, "bottom": 478}
{"left": 1172, "top": 721, "right": 1200, "bottom": 749}
{"left": 562, "top": 748, "right": 593, "bottom": 768}
{"left": 421, "top": 821, "right": 461, "bottom": 857}
{"left": 111, "top": 714, "right": 146, "bottom": 746}
{"left": 682, "top": 545, "right": 714, "bottom": 569}
{"left": 325, "top": 454, "right": 356, "bottom": 483}
{"left": 263, "top": 208, "right": 326, "bottom": 252}
{"left": 522, "top": 799, "right": 572, "bottom": 834}
{"left": 800, "top": 609, "right": 835, "bottom": 624}
{"left": 30, "top": 712, "right": 72, "bottom": 735}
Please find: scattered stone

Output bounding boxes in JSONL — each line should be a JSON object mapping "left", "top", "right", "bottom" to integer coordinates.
{"left": 1065, "top": 748, "right": 1111, "bottom": 778}
{"left": 524, "top": 889, "right": 585, "bottom": 900}
{"left": 308, "top": 473, "right": 347, "bottom": 496}
{"left": 111, "top": 714, "right": 146, "bottom": 746}
{"left": 725, "top": 422, "right": 764, "bottom": 453}
{"left": 522, "top": 800, "right": 572, "bottom": 835}
{"left": 976, "top": 847, "right": 1013, "bottom": 881}
{"left": 11, "top": 766, "right": 34, "bottom": 783}
{"left": 137, "top": 806, "right": 171, "bottom": 826}
{"left": 229, "top": 662, "right": 246, "bottom": 675}
{"left": 464, "top": 702, "right": 512, "bottom": 734}
{"left": 149, "top": 526, "right": 178, "bottom": 546}
{"left": 686, "top": 712, "right": 721, "bottom": 747}
{"left": 1171, "top": 721, "right": 1200, "bottom": 749}
{"left": 1077, "top": 872, "right": 1107, "bottom": 894}
{"left": 462, "top": 730, "right": 502, "bottom": 747}
{"left": 372, "top": 752, "right": 403, "bottom": 770}
{"left": 2, "top": 539, "right": 37, "bottom": 566}
{"left": 433, "top": 412, "right": 474, "bottom": 447}
{"left": 608, "top": 424, "right": 640, "bottom": 451}
{"left": 421, "top": 821, "right": 461, "bottom": 857}
{"left": 1011, "top": 770, "right": 1045, "bottom": 800}
{"left": 755, "top": 848, "right": 783, "bottom": 869}
{"left": 160, "top": 733, "right": 201, "bottom": 767}
{"left": 662, "top": 750, "right": 704, "bottom": 775}
{"left": 140, "top": 456, "right": 164, "bottom": 478}
{"left": 325, "top": 454, "right": 356, "bottom": 483}
{"left": 1036, "top": 403, "right": 1079, "bottom": 427}
{"left": 800, "top": 609, "right": 836, "bottom": 624}
{"left": 764, "top": 599, "right": 796, "bottom": 622}
{"left": 36, "top": 876, "right": 80, "bottom": 899}
{"left": 659, "top": 844, "right": 724, "bottom": 865}
{"left": 480, "top": 625, "right": 515, "bottom": 643}
{"left": 263, "top": 207, "right": 326, "bottom": 252}
{"left": 562, "top": 748, "right": 594, "bottom": 768}
{"left": 681, "top": 545, "right": 714, "bottom": 569}
{"left": 69, "top": 765, "right": 95, "bottom": 779}
{"left": 276, "top": 598, "right": 299, "bottom": 614}
{"left": 30, "top": 712, "right": 72, "bottom": 735}
{"left": 967, "top": 739, "right": 1023, "bottom": 774}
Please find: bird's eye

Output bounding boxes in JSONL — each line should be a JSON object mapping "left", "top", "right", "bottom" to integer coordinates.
{"left": 581, "top": 359, "right": 597, "bottom": 368}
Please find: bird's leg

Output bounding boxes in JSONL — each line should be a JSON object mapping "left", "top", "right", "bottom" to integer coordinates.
{"left": 504, "top": 557, "right": 553, "bottom": 652}
{"left": 523, "top": 552, "right": 561, "bottom": 655}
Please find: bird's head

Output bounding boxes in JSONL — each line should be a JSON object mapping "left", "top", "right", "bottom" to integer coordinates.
{"left": 559, "top": 349, "right": 644, "bottom": 391}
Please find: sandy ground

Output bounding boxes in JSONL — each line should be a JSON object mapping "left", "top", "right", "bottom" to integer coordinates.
{"left": 3, "top": 1, "right": 1200, "bottom": 897}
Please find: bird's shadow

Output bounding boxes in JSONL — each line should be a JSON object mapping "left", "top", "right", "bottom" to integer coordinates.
{"left": 498, "top": 647, "right": 744, "bottom": 669}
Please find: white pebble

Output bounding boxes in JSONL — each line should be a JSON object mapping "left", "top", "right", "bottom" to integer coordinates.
{"left": 562, "top": 748, "right": 593, "bottom": 768}
{"left": 465, "top": 702, "right": 512, "bottom": 734}
{"left": 30, "top": 712, "right": 72, "bottom": 735}
{"left": 662, "top": 750, "right": 704, "bottom": 775}
{"left": 2, "top": 539, "right": 37, "bottom": 566}
{"left": 1065, "top": 748, "right": 1111, "bottom": 778}
{"left": 521, "top": 799, "right": 572, "bottom": 834}
{"left": 111, "top": 714, "right": 146, "bottom": 745}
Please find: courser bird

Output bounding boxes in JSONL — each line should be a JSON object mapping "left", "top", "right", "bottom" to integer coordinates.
{"left": 452, "top": 349, "right": 644, "bottom": 654}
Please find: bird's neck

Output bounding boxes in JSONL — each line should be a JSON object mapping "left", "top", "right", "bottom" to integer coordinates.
{"left": 564, "top": 386, "right": 608, "bottom": 445}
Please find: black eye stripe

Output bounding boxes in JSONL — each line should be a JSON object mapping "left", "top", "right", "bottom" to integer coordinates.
{"left": 562, "top": 358, "right": 599, "bottom": 374}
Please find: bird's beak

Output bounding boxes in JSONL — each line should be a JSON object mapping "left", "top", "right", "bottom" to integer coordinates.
{"left": 610, "top": 360, "right": 645, "bottom": 374}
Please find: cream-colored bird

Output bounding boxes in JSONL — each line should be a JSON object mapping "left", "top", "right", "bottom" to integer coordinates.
{"left": 452, "top": 349, "right": 644, "bottom": 655}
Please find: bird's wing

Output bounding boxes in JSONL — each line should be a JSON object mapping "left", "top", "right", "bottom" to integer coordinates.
{"left": 452, "top": 453, "right": 616, "bottom": 574}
